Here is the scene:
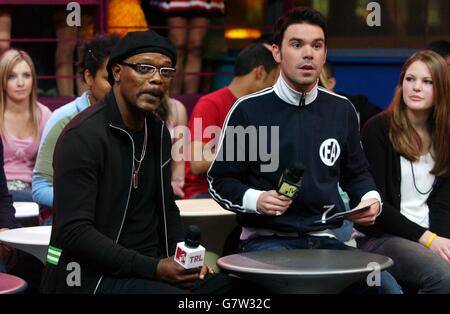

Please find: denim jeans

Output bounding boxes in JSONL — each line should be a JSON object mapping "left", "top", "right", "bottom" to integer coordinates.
{"left": 333, "top": 220, "right": 354, "bottom": 243}
{"left": 357, "top": 235, "right": 450, "bottom": 293}
{"left": 239, "top": 235, "right": 402, "bottom": 294}
{"left": 0, "top": 258, "right": 6, "bottom": 273}
{"left": 190, "top": 192, "right": 212, "bottom": 199}
{"left": 9, "top": 188, "right": 33, "bottom": 202}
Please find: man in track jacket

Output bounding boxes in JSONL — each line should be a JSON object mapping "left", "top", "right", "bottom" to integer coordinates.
{"left": 208, "top": 7, "right": 401, "bottom": 293}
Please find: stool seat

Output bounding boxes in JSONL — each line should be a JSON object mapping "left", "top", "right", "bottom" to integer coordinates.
{"left": 0, "top": 273, "right": 28, "bottom": 294}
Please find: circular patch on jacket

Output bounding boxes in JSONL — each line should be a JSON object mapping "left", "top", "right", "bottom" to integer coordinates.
{"left": 319, "top": 138, "right": 340, "bottom": 166}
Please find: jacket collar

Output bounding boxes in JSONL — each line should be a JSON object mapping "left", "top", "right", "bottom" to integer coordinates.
{"left": 273, "top": 74, "right": 318, "bottom": 107}
{"left": 75, "top": 92, "right": 91, "bottom": 112}
{"left": 104, "top": 90, "right": 162, "bottom": 132}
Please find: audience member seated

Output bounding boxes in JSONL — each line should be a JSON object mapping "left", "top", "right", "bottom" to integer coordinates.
{"left": 319, "top": 62, "right": 381, "bottom": 131}
{"left": 184, "top": 42, "right": 279, "bottom": 199}
{"left": 32, "top": 34, "right": 119, "bottom": 221}
{"left": 156, "top": 95, "right": 188, "bottom": 198}
{"left": 356, "top": 50, "right": 450, "bottom": 293}
{"left": 0, "top": 140, "right": 43, "bottom": 293}
{"left": 0, "top": 49, "right": 52, "bottom": 202}
{"left": 0, "top": 138, "right": 17, "bottom": 273}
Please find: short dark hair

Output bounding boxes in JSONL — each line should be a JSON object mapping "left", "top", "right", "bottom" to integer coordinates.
{"left": 78, "top": 34, "right": 120, "bottom": 81}
{"left": 255, "top": 32, "right": 274, "bottom": 46}
{"left": 426, "top": 40, "right": 450, "bottom": 58}
{"left": 234, "top": 43, "right": 278, "bottom": 77}
{"left": 273, "top": 7, "right": 327, "bottom": 47}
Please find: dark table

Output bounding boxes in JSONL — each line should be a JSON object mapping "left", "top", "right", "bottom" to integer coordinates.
{"left": 217, "top": 249, "right": 394, "bottom": 294}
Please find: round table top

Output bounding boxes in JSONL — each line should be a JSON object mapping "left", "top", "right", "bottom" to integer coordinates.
{"left": 176, "top": 199, "right": 235, "bottom": 217}
{"left": 0, "top": 225, "right": 51, "bottom": 246}
{"left": 13, "top": 202, "right": 39, "bottom": 219}
{"left": 0, "top": 273, "right": 28, "bottom": 294}
{"left": 217, "top": 249, "right": 393, "bottom": 276}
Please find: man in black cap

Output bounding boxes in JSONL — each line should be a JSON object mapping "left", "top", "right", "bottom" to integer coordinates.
{"left": 40, "top": 31, "right": 215, "bottom": 293}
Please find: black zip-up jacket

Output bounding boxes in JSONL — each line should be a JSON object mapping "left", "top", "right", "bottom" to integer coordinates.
{"left": 357, "top": 113, "right": 450, "bottom": 240}
{"left": 40, "top": 91, "right": 183, "bottom": 294}
{"left": 0, "top": 140, "right": 17, "bottom": 229}
{"left": 208, "top": 77, "right": 377, "bottom": 234}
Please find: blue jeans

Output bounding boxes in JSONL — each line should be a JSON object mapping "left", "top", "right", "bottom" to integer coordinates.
{"left": 357, "top": 235, "right": 450, "bottom": 293}
{"left": 239, "top": 235, "right": 402, "bottom": 294}
{"left": 9, "top": 188, "right": 33, "bottom": 202}
{"left": 333, "top": 220, "right": 354, "bottom": 243}
{"left": 190, "top": 192, "right": 212, "bottom": 199}
{"left": 0, "top": 258, "right": 6, "bottom": 273}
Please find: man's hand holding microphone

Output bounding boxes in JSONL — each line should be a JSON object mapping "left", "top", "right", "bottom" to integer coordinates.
{"left": 256, "top": 162, "right": 304, "bottom": 216}
{"left": 156, "top": 225, "right": 214, "bottom": 291}
{"left": 255, "top": 161, "right": 381, "bottom": 227}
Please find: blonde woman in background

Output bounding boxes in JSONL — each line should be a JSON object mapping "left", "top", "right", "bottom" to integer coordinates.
{"left": 0, "top": 49, "right": 51, "bottom": 201}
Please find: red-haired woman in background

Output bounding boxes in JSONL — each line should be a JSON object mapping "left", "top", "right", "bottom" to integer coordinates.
{"left": 357, "top": 50, "right": 450, "bottom": 293}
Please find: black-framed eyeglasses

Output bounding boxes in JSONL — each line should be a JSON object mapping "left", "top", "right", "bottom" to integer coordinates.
{"left": 119, "top": 62, "right": 176, "bottom": 79}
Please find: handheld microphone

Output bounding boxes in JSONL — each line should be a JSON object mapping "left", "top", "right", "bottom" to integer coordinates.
{"left": 277, "top": 161, "right": 305, "bottom": 199}
{"left": 174, "top": 225, "right": 205, "bottom": 269}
